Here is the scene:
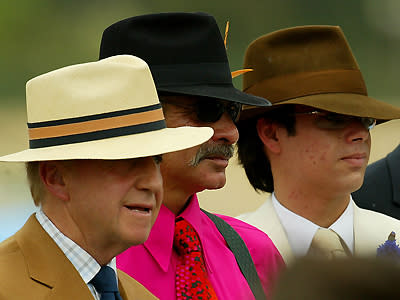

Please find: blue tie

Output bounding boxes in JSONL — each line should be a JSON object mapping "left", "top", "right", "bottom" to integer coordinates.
{"left": 90, "top": 266, "right": 123, "bottom": 300}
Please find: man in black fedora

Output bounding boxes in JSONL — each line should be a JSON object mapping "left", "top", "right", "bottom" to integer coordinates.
{"left": 100, "top": 12, "right": 284, "bottom": 300}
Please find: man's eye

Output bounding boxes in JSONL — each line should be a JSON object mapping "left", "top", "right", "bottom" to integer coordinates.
{"left": 153, "top": 155, "right": 163, "bottom": 164}
{"left": 325, "top": 114, "right": 345, "bottom": 124}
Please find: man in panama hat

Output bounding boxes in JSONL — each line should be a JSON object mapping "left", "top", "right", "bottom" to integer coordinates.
{"left": 236, "top": 25, "right": 400, "bottom": 265}
{"left": 0, "top": 54, "right": 213, "bottom": 299}
{"left": 99, "top": 12, "right": 284, "bottom": 300}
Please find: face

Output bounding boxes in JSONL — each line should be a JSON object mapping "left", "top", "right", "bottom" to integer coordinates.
{"left": 61, "top": 157, "right": 162, "bottom": 254}
{"left": 160, "top": 95, "right": 239, "bottom": 195}
{"left": 274, "top": 107, "right": 371, "bottom": 197}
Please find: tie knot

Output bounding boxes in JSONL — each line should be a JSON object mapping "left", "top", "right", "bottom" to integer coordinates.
{"left": 90, "top": 266, "right": 119, "bottom": 293}
{"left": 308, "top": 228, "right": 348, "bottom": 259}
{"left": 174, "top": 219, "right": 201, "bottom": 255}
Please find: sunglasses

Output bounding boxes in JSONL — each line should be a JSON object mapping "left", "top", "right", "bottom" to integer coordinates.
{"left": 293, "top": 110, "right": 376, "bottom": 131}
{"left": 160, "top": 98, "right": 242, "bottom": 123}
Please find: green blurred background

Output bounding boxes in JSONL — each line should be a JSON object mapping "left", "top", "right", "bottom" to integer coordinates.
{"left": 1, "top": 0, "right": 400, "bottom": 241}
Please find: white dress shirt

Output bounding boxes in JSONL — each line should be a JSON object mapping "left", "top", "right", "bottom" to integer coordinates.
{"left": 272, "top": 192, "right": 354, "bottom": 257}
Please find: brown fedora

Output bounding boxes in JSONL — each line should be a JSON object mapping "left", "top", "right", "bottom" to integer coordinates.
{"left": 241, "top": 25, "right": 400, "bottom": 120}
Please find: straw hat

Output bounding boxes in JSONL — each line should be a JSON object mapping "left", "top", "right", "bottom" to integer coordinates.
{"left": 99, "top": 12, "right": 270, "bottom": 106}
{"left": 0, "top": 55, "right": 213, "bottom": 162}
{"left": 241, "top": 25, "right": 400, "bottom": 120}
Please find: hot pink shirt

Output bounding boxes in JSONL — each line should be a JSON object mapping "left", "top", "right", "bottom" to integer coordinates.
{"left": 117, "top": 195, "right": 284, "bottom": 299}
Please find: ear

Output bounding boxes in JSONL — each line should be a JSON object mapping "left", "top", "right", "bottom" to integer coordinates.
{"left": 256, "top": 118, "right": 281, "bottom": 154}
{"left": 39, "top": 161, "right": 70, "bottom": 201}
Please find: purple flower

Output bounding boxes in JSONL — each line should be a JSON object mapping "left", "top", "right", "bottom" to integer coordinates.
{"left": 377, "top": 231, "right": 400, "bottom": 259}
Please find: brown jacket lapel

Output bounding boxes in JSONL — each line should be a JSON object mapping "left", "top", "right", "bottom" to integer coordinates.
{"left": 15, "top": 214, "right": 94, "bottom": 299}
{"left": 1, "top": 214, "right": 158, "bottom": 299}
{"left": 118, "top": 270, "right": 158, "bottom": 299}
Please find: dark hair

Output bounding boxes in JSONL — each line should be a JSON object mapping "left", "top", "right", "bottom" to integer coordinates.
{"left": 237, "top": 105, "right": 296, "bottom": 193}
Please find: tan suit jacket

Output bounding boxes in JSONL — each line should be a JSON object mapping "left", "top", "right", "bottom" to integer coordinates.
{"left": 0, "top": 214, "right": 157, "bottom": 300}
{"left": 238, "top": 196, "right": 400, "bottom": 265}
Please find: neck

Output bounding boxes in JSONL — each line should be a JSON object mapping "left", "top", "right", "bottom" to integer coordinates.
{"left": 274, "top": 185, "right": 350, "bottom": 228}
{"left": 42, "top": 203, "right": 120, "bottom": 266}
{"left": 162, "top": 181, "right": 195, "bottom": 215}
{"left": 163, "top": 190, "right": 193, "bottom": 216}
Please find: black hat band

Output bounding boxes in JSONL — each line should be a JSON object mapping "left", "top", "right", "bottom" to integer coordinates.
{"left": 151, "top": 62, "right": 232, "bottom": 87}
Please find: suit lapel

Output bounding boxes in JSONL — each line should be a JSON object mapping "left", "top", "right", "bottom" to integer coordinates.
{"left": 44, "top": 279, "right": 93, "bottom": 300}
{"left": 353, "top": 203, "right": 399, "bottom": 257}
{"left": 353, "top": 203, "right": 372, "bottom": 256}
{"left": 17, "top": 215, "right": 94, "bottom": 300}
{"left": 387, "top": 145, "right": 400, "bottom": 206}
{"left": 247, "top": 197, "right": 295, "bottom": 264}
{"left": 118, "top": 270, "right": 158, "bottom": 299}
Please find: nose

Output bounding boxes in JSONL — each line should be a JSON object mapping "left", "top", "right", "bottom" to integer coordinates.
{"left": 345, "top": 120, "right": 371, "bottom": 144}
{"left": 210, "top": 112, "right": 239, "bottom": 144}
{"left": 136, "top": 157, "right": 163, "bottom": 193}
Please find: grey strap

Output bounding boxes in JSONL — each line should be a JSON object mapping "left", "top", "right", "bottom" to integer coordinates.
{"left": 201, "top": 209, "right": 267, "bottom": 300}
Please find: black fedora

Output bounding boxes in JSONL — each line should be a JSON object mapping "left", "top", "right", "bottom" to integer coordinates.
{"left": 99, "top": 12, "right": 270, "bottom": 106}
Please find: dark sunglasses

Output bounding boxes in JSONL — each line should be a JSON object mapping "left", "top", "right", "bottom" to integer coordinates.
{"left": 293, "top": 110, "right": 376, "bottom": 131}
{"left": 160, "top": 98, "right": 242, "bottom": 123}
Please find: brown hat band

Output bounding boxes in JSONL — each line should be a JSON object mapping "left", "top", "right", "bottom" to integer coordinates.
{"left": 28, "top": 104, "right": 166, "bottom": 148}
{"left": 244, "top": 69, "right": 367, "bottom": 103}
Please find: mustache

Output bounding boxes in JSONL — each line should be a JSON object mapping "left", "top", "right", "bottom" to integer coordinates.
{"left": 189, "top": 143, "right": 234, "bottom": 167}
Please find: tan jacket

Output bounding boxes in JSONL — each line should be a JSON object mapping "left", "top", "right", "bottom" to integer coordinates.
{"left": 238, "top": 196, "right": 400, "bottom": 265}
{"left": 0, "top": 214, "right": 158, "bottom": 300}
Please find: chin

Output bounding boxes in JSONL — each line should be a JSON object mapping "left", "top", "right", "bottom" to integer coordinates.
{"left": 202, "top": 176, "right": 227, "bottom": 190}
{"left": 345, "top": 178, "right": 365, "bottom": 194}
{"left": 190, "top": 168, "right": 227, "bottom": 192}
{"left": 124, "top": 229, "right": 152, "bottom": 247}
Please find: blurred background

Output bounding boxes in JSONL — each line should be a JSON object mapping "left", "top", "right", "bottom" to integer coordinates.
{"left": 1, "top": 0, "right": 400, "bottom": 241}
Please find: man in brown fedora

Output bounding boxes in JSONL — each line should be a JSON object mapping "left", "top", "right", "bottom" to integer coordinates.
{"left": 236, "top": 25, "right": 400, "bottom": 265}
{"left": 0, "top": 55, "right": 213, "bottom": 299}
{"left": 99, "top": 12, "right": 284, "bottom": 300}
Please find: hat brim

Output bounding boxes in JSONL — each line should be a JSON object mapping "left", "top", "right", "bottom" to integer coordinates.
{"left": 158, "top": 85, "right": 271, "bottom": 106}
{"left": 0, "top": 126, "right": 213, "bottom": 162}
{"left": 240, "top": 93, "right": 400, "bottom": 121}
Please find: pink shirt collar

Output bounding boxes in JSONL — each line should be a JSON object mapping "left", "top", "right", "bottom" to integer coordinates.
{"left": 142, "top": 194, "right": 207, "bottom": 272}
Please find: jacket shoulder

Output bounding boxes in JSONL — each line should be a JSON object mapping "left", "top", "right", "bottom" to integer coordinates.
{"left": 354, "top": 205, "right": 400, "bottom": 253}
{"left": 217, "top": 214, "right": 275, "bottom": 249}
{"left": 357, "top": 206, "right": 400, "bottom": 229}
{"left": 0, "top": 234, "right": 47, "bottom": 300}
{"left": 216, "top": 213, "right": 285, "bottom": 267}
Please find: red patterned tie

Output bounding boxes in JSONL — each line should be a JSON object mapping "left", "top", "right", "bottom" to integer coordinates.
{"left": 174, "top": 218, "right": 218, "bottom": 300}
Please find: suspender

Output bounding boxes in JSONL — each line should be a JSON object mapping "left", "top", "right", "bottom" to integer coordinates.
{"left": 201, "top": 209, "right": 267, "bottom": 300}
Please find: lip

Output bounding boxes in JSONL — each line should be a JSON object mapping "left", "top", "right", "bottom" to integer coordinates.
{"left": 204, "top": 156, "right": 230, "bottom": 167}
{"left": 340, "top": 153, "right": 367, "bottom": 167}
{"left": 123, "top": 203, "right": 154, "bottom": 215}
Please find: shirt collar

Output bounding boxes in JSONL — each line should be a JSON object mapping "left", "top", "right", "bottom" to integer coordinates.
{"left": 35, "top": 210, "right": 117, "bottom": 283}
{"left": 272, "top": 193, "right": 354, "bottom": 257}
{"left": 143, "top": 194, "right": 203, "bottom": 272}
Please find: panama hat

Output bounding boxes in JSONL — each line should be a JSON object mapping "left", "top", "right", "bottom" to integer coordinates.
{"left": 0, "top": 55, "right": 213, "bottom": 162}
{"left": 241, "top": 25, "right": 400, "bottom": 120}
{"left": 99, "top": 12, "right": 270, "bottom": 107}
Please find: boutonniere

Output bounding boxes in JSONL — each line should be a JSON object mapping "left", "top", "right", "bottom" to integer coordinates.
{"left": 377, "top": 231, "right": 400, "bottom": 259}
